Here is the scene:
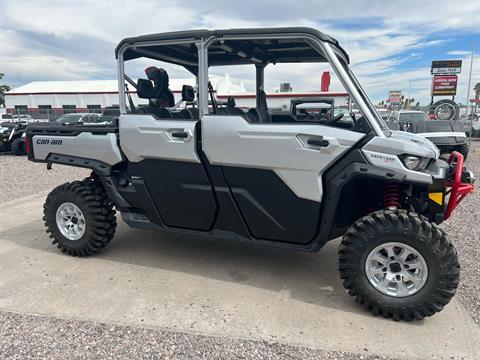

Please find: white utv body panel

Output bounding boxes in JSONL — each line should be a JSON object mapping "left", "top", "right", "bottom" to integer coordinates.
{"left": 32, "top": 132, "right": 123, "bottom": 166}
{"left": 119, "top": 114, "right": 200, "bottom": 163}
{"left": 201, "top": 115, "right": 365, "bottom": 202}
{"left": 362, "top": 131, "right": 440, "bottom": 184}
{"left": 363, "top": 131, "right": 439, "bottom": 159}
{"left": 388, "top": 130, "right": 440, "bottom": 158}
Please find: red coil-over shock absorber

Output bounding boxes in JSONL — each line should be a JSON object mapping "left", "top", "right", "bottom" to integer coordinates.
{"left": 384, "top": 183, "right": 400, "bottom": 209}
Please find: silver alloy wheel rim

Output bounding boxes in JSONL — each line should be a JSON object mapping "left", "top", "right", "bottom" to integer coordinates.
{"left": 365, "top": 242, "right": 428, "bottom": 297}
{"left": 55, "top": 202, "right": 86, "bottom": 241}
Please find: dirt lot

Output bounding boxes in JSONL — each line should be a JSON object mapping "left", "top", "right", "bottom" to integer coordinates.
{"left": 440, "top": 139, "right": 480, "bottom": 324}
{"left": 0, "top": 141, "right": 479, "bottom": 359}
{"left": 0, "top": 153, "right": 89, "bottom": 203}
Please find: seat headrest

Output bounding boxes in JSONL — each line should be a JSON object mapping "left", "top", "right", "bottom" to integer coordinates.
{"left": 145, "top": 67, "right": 169, "bottom": 88}
{"left": 137, "top": 78, "right": 154, "bottom": 99}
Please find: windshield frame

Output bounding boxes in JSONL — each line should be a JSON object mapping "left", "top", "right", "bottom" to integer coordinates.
{"left": 312, "top": 41, "right": 388, "bottom": 137}
{"left": 344, "top": 65, "right": 391, "bottom": 136}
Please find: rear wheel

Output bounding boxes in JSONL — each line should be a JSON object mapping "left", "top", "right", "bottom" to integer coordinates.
{"left": 338, "top": 209, "right": 459, "bottom": 321}
{"left": 44, "top": 178, "right": 117, "bottom": 256}
{"left": 11, "top": 138, "right": 25, "bottom": 155}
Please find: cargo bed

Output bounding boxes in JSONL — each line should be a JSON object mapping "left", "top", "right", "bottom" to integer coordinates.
{"left": 26, "top": 122, "right": 123, "bottom": 174}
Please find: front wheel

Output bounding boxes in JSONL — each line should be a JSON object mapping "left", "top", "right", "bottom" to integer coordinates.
{"left": 44, "top": 178, "right": 117, "bottom": 256}
{"left": 338, "top": 210, "right": 459, "bottom": 321}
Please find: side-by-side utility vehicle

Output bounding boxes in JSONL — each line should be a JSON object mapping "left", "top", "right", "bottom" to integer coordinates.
{"left": 386, "top": 110, "right": 469, "bottom": 159}
{"left": 26, "top": 28, "right": 474, "bottom": 321}
{"left": 1, "top": 121, "right": 28, "bottom": 155}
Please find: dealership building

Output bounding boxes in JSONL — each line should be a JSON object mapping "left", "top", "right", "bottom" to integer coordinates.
{"left": 4, "top": 75, "right": 349, "bottom": 117}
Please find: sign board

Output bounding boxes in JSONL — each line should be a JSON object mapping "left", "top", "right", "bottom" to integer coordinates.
{"left": 431, "top": 60, "right": 462, "bottom": 75}
{"left": 388, "top": 90, "right": 401, "bottom": 105}
{"left": 431, "top": 75, "right": 458, "bottom": 96}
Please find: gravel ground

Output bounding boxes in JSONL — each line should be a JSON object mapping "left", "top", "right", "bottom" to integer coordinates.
{"left": 0, "top": 153, "right": 388, "bottom": 359}
{"left": 442, "top": 139, "right": 480, "bottom": 324}
{"left": 0, "top": 153, "right": 89, "bottom": 203}
{"left": 0, "top": 142, "right": 478, "bottom": 358}
{"left": 0, "top": 311, "right": 388, "bottom": 360}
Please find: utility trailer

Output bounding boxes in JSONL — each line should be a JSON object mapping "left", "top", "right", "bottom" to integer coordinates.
{"left": 26, "top": 28, "right": 474, "bottom": 321}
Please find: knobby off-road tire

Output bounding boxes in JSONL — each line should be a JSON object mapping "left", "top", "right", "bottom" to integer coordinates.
{"left": 338, "top": 209, "right": 459, "bottom": 321}
{"left": 44, "top": 178, "right": 117, "bottom": 256}
{"left": 11, "top": 138, "right": 25, "bottom": 155}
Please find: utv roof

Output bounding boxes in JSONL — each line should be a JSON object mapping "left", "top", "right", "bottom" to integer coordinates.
{"left": 115, "top": 27, "right": 350, "bottom": 68}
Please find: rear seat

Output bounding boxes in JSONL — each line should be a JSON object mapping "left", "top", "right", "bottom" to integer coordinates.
{"left": 215, "top": 97, "right": 248, "bottom": 119}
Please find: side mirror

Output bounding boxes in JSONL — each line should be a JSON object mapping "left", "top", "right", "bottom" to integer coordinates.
{"left": 137, "top": 78, "right": 154, "bottom": 99}
{"left": 182, "top": 85, "right": 195, "bottom": 102}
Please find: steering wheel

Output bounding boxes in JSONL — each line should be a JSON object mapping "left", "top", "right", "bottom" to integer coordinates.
{"left": 325, "top": 113, "right": 344, "bottom": 125}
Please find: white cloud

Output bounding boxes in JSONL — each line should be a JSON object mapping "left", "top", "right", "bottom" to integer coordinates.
{"left": 0, "top": 30, "right": 104, "bottom": 83}
{"left": 1, "top": 0, "right": 479, "bottom": 104}
{"left": 447, "top": 50, "right": 473, "bottom": 56}
{"left": 3, "top": 1, "right": 196, "bottom": 43}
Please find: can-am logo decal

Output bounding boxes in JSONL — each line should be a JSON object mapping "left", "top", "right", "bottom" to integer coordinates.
{"left": 370, "top": 154, "right": 396, "bottom": 163}
{"left": 36, "top": 139, "right": 63, "bottom": 145}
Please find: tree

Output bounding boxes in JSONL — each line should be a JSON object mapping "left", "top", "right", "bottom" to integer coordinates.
{"left": 0, "top": 73, "right": 11, "bottom": 107}
{"left": 474, "top": 82, "right": 480, "bottom": 100}
{"left": 474, "top": 82, "right": 480, "bottom": 112}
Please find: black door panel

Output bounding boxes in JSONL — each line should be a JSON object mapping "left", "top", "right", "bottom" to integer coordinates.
{"left": 137, "top": 159, "right": 217, "bottom": 231}
{"left": 222, "top": 167, "right": 320, "bottom": 244}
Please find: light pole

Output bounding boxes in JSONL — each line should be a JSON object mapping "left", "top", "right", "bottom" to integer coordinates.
{"left": 407, "top": 80, "right": 412, "bottom": 109}
{"left": 465, "top": 46, "right": 474, "bottom": 116}
{"left": 465, "top": 43, "right": 476, "bottom": 146}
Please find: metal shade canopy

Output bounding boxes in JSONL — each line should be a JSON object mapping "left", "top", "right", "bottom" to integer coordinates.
{"left": 115, "top": 27, "right": 350, "bottom": 68}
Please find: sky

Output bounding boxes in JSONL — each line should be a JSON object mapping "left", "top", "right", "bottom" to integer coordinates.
{"left": 0, "top": 0, "right": 479, "bottom": 105}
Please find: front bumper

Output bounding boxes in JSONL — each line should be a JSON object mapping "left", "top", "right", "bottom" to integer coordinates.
{"left": 420, "top": 154, "right": 474, "bottom": 223}
{"left": 444, "top": 151, "right": 475, "bottom": 220}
